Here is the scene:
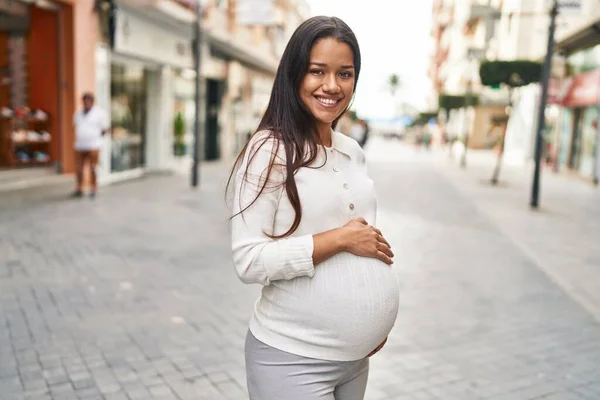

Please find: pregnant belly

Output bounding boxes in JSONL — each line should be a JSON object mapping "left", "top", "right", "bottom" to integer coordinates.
{"left": 257, "top": 253, "right": 400, "bottom": 359}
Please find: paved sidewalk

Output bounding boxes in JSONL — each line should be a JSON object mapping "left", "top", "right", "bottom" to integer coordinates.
{"left": 1, "top": 145, "right": 600, "bottom": 400}
{"left": 427, "top": 143, "right": 600, "bottom": 321}
{"left": 0, "top": 168, "right": 73, "bottom": 195}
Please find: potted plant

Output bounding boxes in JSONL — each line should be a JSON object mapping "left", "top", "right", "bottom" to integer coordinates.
{"left": 173, "top": 112, "right": 186, "bottom": 156}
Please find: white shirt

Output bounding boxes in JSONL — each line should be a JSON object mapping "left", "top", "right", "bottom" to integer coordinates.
{"left": 231, "top": 130, "right": 399, "bottom": 361}
{"left": 73, "top": 106, "right": 109, "bottom": 150}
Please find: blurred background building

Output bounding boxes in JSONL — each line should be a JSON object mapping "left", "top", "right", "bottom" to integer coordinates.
{"left": 0, "top": 0, "right": 309, "bottom": 187}
{"left": 428, "top": 0, "right": 600, "bottom": 182}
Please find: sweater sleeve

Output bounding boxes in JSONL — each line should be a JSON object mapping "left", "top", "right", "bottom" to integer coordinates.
{"left": 231, "top": 135, "right": 315, "bottom": 285}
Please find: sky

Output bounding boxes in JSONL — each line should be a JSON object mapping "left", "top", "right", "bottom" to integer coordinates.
{"left": 305, "top": 0, "right": 434, "bottom": 120}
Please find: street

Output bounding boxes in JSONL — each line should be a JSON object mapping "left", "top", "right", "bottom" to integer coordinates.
{"left": 1, "top": 138, "right": 600, "bottom": 400}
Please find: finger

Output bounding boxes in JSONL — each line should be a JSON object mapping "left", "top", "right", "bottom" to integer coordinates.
{"left": 374, "top": 339, "right": 387, "bottom": 352}
{"left": 367, "top": 346, "right": 380, "bottom": 357}
{"left": 377, "top": 243, "right": 394, "bottom": 258}
{"left": 374, "top": 229, "right": 391, "bottom": 248}
{"left": 377, "top": 251, "right": 393, "bottom": 265}
{"left": 367, "top": 341, "right": 385, "bottom": 358}
{"left": 355, "top": 217, "right": 368, "bottom": 225}
{"left": 377, "top": 234, "right": 392, "bottom": 249}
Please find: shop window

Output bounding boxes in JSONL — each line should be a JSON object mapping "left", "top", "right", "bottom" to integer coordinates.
{"left": 558, "top": 108, "right": 573, "bottom": 168}
{"left": 110, "top": 63, "right": 148, "bottom": 172}
{"left": 172, "top": 71, "right": 195, "bottom": 158}
{"left": 567, "top": 45, "right": 600, "bottom": 75}
{"left": 576, "top": 107, "right": 598, "bottom": 178}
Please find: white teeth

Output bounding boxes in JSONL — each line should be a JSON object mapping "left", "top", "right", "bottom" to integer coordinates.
{"left": 317, "top": 97, "right": 337, "bottom": 106}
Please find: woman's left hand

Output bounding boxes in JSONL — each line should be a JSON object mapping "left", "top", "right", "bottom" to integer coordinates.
{"left": 367, "top": 337, "right": 388, "bottom": 357}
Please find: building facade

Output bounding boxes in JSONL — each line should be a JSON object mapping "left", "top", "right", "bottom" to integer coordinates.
{"left": 95, "top": 0, "right": 309, "bottom": 184}
{"left": 1, "top": 0, "right": 309, "bottom": 188}
{"left": 430, "top": 0, "right": 598, "bottom": 163}
{"left": 1, "top": 0, "right": 98, "bottom": 179}
{"left": 429, "top": 0, "right": 509, "bottom": 150}
{"left": 548, "top": 3, "right": 600, "bottom": 182}
{"left": 498, "top": 0, "right": 600, "bottom": 183}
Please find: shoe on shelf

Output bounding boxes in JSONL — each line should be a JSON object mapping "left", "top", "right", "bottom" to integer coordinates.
{"left": 70, "top": 190, "right": 83, "bottom": 198}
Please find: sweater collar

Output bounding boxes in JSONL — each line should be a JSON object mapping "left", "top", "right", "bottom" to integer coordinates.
{"left": 330, "top": 130, "right": 353, "bottom": 160}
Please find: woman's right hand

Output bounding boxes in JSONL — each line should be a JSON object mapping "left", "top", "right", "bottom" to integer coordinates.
{"left": 341, "top": 218, "right": 394, "bottom": 264}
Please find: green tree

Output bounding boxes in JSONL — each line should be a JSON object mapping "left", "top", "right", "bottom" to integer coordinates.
{"left": 412, "top": 111, "right": 439, "bottom": 126}
{"left": 479, "top": 60, "right": 542, "bottom": 185}
{"left": 479, "top": 60, "right": 542, "bottom": 88}
{"left": 439, "top": 93, "right": 479, "bottom": 164}
{"left": 388, "top": 74, "right": 401, "bottom": 96}
{"left": 438, "top": 94, "right": 479, "bottom": 111}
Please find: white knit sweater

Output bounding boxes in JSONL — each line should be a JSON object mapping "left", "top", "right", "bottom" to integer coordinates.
{"left": 231, "top": 130, "right": 399, "bottom": 362}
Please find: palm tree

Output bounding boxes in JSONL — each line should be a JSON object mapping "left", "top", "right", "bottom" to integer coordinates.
{"left": 388, "top": 74, "right": 401, "bottom": 96}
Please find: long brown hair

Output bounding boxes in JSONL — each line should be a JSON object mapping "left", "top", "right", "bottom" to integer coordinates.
{"left": 226, "top": 16, "right": 361, "bottom": 238}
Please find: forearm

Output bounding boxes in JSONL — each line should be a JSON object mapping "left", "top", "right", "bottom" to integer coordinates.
{"left": 312, "top": 227, "right": 348, "bottom": 265}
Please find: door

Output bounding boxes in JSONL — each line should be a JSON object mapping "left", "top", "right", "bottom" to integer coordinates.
{"left": 0, "top": 33, "right": 8, "bottom": 166}
{"left": 0, "top": 33, "right": 8, "bottom": 109}
{"left": 569, "top": 108, "right": 583, "bottom": 169}
{"left": 205, "top": 79, "right": 223, "bottom": 161}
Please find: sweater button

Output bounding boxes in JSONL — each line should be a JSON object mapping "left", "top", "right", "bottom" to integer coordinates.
{"left": 343, "top": 183, "right": 349, "bottom": 189}
{"left": 333, "top": 167, "right": 339, "bottom": 172}
{"left": 349, "top": 203, "right": 355, "bottom": 210}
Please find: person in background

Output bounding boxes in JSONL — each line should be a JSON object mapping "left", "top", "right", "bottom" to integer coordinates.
{"left": 72, "top": 93, "right": 109, "bottom": 199}
{"left": 349, "top": 119, "right": 366, "bottom": 146}
{"left": 358, "top": 119, "right": 370, "bottom": 148}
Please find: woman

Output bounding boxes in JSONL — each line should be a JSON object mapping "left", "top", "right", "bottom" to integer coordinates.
{"left": 228, "top": 16, "right": 400, "bottom": 400}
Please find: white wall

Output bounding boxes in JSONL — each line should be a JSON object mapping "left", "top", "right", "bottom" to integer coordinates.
{"left": 504, "top": 84, "right": 539, "bottom": 165}
{"left": 493, "top": 0, "right": 594, "bottom": 61}
{"left": 95, "top": 45, "right": 112, "bottom": 185}
{"left": 145, "top": 67, "right": 175, "bottom": 171}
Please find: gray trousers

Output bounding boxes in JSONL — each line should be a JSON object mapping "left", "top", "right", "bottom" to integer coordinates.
{"left": 245, "top": 331, "right": 369, "bottom": 400}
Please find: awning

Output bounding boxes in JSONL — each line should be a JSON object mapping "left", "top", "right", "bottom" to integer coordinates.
{"left": 205, "top": 30, "right": 278, "bottom": 75}
{"left": 549, "top": 69, "right": 600, "bottom": 107}
{"left": 113, "top": 0, "right": 277, "bottom": 74}
{"left": 555, "top": 18, "right": 600, "bottom": 54}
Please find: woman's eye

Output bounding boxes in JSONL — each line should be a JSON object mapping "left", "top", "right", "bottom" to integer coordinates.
{"left": 340, "top": 71, "right": 353, "bottom": 78}
{"left": 310, "top": 69, "right": 324, "bottom": 75}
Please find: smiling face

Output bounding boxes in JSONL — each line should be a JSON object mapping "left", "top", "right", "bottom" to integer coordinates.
{"left": 299, "top": 37, "right": 355, "bottom": 137}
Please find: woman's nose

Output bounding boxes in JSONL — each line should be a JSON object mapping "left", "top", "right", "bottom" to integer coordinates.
{"left": 322, "top": 74, "right": 340, "bottom": 93}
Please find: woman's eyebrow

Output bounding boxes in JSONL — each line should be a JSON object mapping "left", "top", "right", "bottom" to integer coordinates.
{"left": 309, "top": 62, "right": 354, "bottom": 69}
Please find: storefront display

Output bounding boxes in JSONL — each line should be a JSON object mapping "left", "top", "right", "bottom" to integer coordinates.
{"left": 0, "top": 107, "right": 52, "bottom": 166}
{"left": 110, "top": 62, "right": 148, "bottom": 172}
{"left": 558, "top": 109, "right": 573, "bottom": 168}
{"left": 574, "top": 107, "right": 598, "bottom": 178}
{"left": 0, "top": 2, "right": 67, "bottom": 173}
{"left": 172, "top": 70, "right": 195, "bottom": 157}
{"left": 567, "top": 44, "right": 600, "bottom": 76}
{"left": 551, "top": 67, "right": 600, "bottom": 180}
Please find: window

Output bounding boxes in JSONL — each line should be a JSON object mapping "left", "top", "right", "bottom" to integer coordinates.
{"left": 110, "top": 63, "right": 148, "bottom": 172}
{"left": 567, "top": 44, "right": 600, "bottom": 75}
